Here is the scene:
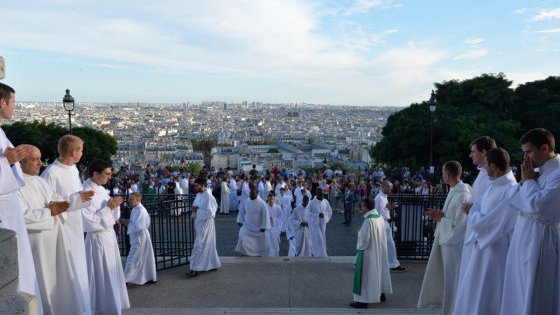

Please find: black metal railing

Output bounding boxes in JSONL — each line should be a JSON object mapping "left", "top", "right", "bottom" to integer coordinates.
{"left": 118, "top": 193, "right": 195, "bottom": 271}
{"left": 389, "top": 193, "right": 447, "bottom": 260}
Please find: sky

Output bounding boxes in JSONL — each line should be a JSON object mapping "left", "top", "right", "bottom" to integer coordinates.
{"left": 0, "top": 0, "right": 559, "bottom": 106}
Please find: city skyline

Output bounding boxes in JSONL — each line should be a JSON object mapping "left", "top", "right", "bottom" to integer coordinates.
{"left": 1, "top": 0, "right": 559, "bottom": 106}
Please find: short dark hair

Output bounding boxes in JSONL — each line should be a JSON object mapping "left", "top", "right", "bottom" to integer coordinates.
{"left": 88, "top": 159, "right": 112, "bottom": 177}
{"left": 486, "top": 148, "right": 510, "bottom": 172}
{"left": 364, "top": 197, "right": 375, "bottom": 210}
{"left": 470, "top": 136, "right": 497, "bottom": 152}
{"left": 0, "top": 82, "right": 15, "bottom": 104}
{"left": 443, "top": 160, "right": 462, "bottom": 178}
{"left": 194, "top": 177, "right": 206, "bottom": 186}
{"left": 520, "top": 128, "right": 555, "bottom": 152}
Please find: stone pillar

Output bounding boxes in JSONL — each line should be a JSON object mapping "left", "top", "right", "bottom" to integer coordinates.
{"left": 0, "top": 228, "right": 37, "bottom": 315}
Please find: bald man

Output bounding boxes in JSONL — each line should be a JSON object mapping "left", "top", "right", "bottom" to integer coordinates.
{"left": 17, "top": 145, "right": 93, "bottom": 315}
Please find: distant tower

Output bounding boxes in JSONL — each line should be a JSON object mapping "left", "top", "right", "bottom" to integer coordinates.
{"left": 224, "top": 102, "right": 228, "bottom": 110}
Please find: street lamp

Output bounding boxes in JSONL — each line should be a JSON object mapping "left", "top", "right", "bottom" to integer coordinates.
{"left": 63, "top": 89, "right": 75, "bottom": 133}
{"left": 428, "top": 90, "right": 437, "bottom": 174}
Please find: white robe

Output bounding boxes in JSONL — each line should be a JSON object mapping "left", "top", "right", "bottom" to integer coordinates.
{"left": 258, "top": 181, "right": 267, "bottom": 200}
{"left": 418, "top": 181, "right": 470, "bottom": 315}
{"left": 236, "top": 197, "right": 270, "bottom": 256}
{"left": 229, "top": 179, "right": 238, "bottom": 211}
{"left": 0, "top": 128, "right": 36, "bottom": 297}
{"left": 501, "top": 155, "right": 560, "bottom": 315}
{"left": 353, "top": 209, "right": 393, "bottom": 303}
{"left": 220, "top": 181, "right": 230, "bottom": 214}
{"left": 457, "top": 167, "right": 491, "bottom": 292}
{"left": 124, "top": 203, "right": 157, "bottom": 285}
{"left": 82, "top": 179, "right": 130, "bottom": 315}
{"left": 375, "top": 191, "right": 400, "bottom": 268}
{"left": 288, "top": 204, "right": 313, "bottom": 257}
{"left": 240, "top": 182, "right": 250, "bottom": 204}
{"left": 453, "top": 171, "right": 517, "bottom": 315}
{"left": 308, "top": 197, "right": 332, "bottom": 257}
{"left": 190, "top": 190, "right": 221, "bottom": 271}
{"left": 278, "top": 193, "right": 293, "bottom": 233}
{"left": 265, "top": 203, "right": 283, "bottom": 257}
{"left": 41, "top": 159, "right": 91, "bottom": 314}
{"left": 17, "top": 174, "right": 87, "bottom": 314}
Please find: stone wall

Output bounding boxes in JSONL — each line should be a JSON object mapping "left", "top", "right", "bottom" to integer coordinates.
{"left": 0, "top": 228, "right": 37, "bottom": 315}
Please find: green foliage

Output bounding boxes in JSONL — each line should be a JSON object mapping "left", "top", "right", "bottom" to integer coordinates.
{"left": 2, "top": 121, "right": 117, "bottom": 166}
{"left": 191, "top": 138, "right": 216, "bottom": 167}
{"left": 372, "top": 74, "right": 559, "bottom": 170}
{"left": 267, "top": 148, "right": 280, "bottom": 153}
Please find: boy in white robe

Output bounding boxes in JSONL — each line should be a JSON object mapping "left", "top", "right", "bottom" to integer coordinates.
{"left": 0, "top": 82, "right": 36, "bottom": 298}
{"left": 350, "top": 197, "right": 392, "bottom": 308}
{"left": 220, "top": 178, "right": 230, "bottom": 214}
{"left": 308, "top": 188, "right": 333, "bottom": 257}
{"left": 453, "top": 148, "right": 517, "bottom": 315}
{"left": 375, "top": 180, "right": 406, "bottom": 272}
{"left": 41, "top": 134, "right": 93, "bottom": 314}
{"left": 278, "top": 187, "right": 292, "bottom": 234}
{"left": 187, "top": 178, "right": 221, "bottom": 277}
{"left": 265, "top": 193, "right": 283, "bottom": 257}
{"left": 501, "top": 128, "right": 560, "bottom": 315}
{"left": 418, "top": 161, "right": 470, "bottom": 315}
{"left": 17, "top": 145, "right": 93, "bottom": 315}
{"left": 236, "top": 188, "right": 270, "bottom": 256}
{"left": 288, "top": 195, "right": 313, "bottom": 257}
{"left": 120, "top": 192, "right": 157, "bottom": 285}
{"left": 82, "top": 159, "right": 130, "bottom": 315}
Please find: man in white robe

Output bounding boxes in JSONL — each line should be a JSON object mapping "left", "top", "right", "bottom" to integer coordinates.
{"left": 456, "top": 136, "right": 495, "bottom": 291}
{"left": 41, "top": 134, "right": 92, "bottom": 314}
{"left": 17, "top": 145, "right": 93, "bottom": 314}
{"left": 187, "top": 178, "right": 221, "bottom": 277}
{"left": 418, "top": 161, "right": 470, "bottom": 315}
{"left": 0, "top": 82, "right": 36, "bottom": 298}
{"left": 308, "top": 188, "right": 333, "bottom": 257}
{"left": 265, "top": 193, "right": 283, "bottom": 257}
{"left": 120, "top": 192, "right": 157, "bottom": 285}
{"left": 350, "top": 197, "right": 392, "bottom": 308}
{"left": 375, "top": 180, "right": 406, "bottom": 272}
{"left": 453, "top": 148, "right": 517, "bottom": 315}
{"left": 229, "top": 176, "right": 239, "bottom": 212}
{"left": 236, "top": 188, "right": 270, "bottom": 256}
{"left": 82, "top": 159, "right": 129, "bottom": 314}
{"left": 278, "top": 187, "right": 293, "bottom": 234}
{"left": 288, "top": 195, "right": 313, "bottom": 257}
{"left": 220, "top": 177, "right": 230, "bottom": 214}
{"left": 501, "top": 128, "right": 560, "bottom": 315}
{"left": 258, "top": 177, "right": 267, "bottom": 200}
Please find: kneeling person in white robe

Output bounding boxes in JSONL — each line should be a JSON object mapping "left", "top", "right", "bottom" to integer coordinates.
{"left": 418, "top": 161, "right": 470, "bottom": 315}
{"left": 288, "top": 195, "right": 313, "bottom": 257}
{"left": 351, "top": 197, "right": 392, "bottom": 308}
{"left": 235, "top": 188, "right": 270, "bottom": 256}
{"left": 453, "top": 148, "right": 518, "bottom": 315}
{"left": 120, "top": 193, "right": 157, "bottom": 285}
{"left": 266, "top": 193, "right": 283, "bottom": 257}
{"left": 187, "top": 178, "right": 221, "bottom": 277}
{"left": 17, "top": 145, "right": 93, "bottom": 315}
{"left": 82, "top": 159, "right": 130, "bottom": 315}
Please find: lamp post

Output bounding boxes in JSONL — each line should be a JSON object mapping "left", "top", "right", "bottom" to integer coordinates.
{"left": 428, "top": 90, "right": 437, "bottom": 174}
{"left": 63, "top": 89, "right": 75, "bottom": 133}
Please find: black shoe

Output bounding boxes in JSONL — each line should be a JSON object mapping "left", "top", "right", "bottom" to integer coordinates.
{"left": 349, "top": 302, "right": 367, "bottom": 309}
{"left": 380, "top": 293, "right": 386, "bottom": 302}
{"left": 146, "top": 280, "right": 157, "bottom": 285}
{"left": 341, "top": 221, "right": 348, "bottom": 224}
{"left": 186, "top": 270, "right": 199, "bottom": 277}
{"left": 390, "top": 266, "right": 407, "bottom": 273}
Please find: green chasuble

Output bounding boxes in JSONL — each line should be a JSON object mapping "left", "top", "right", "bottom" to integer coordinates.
{"left": 353, "top": 213, "right": 381, "bottom": 295}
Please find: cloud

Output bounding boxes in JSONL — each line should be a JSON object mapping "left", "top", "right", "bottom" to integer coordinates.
{"left": 454, "top": 49, "right": 488, "bottom": 60}
{"left": 514, "top": 8, "right": 528, "bottom": 15}
{"left": 343, "top": 0, "right": 400, "bottom": 15}
{"left": 464, "top": 38, "right": 485, "bottom": 45}
{"left": 531, "top": 8, "right": 560, "bottom": 21}
{"left": 536, "top": 28, "right": 560, "bottom": 34}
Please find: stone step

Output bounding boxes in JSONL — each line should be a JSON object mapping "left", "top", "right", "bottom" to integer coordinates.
{"left": 125, "top": 307, "right": 441, "bottom": 315}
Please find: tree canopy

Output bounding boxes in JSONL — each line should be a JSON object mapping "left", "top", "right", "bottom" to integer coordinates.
{"left": 2, "top": 121, "right": 117, "bottom": 167}
{"left": 371, "top": 74, "right": 560, "bottom": 170}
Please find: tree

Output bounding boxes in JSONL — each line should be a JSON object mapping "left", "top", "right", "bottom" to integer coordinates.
{"left": 2, "top": 121, "right": 117, "bottom": 167}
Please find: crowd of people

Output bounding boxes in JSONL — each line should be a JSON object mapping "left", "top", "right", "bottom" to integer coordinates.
{"left": 2, "top": 80, "right": 559, "bottom": 315}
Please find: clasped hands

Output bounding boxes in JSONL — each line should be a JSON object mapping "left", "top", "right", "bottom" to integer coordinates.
{"left": 427, "top": 207, "right": 444, "bottom": 222}
{"left": 107, "top": 196, "right": 124, "bottom": 209}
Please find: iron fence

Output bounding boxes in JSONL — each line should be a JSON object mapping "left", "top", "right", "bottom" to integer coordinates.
{"left": 389, "top": 193, "right": 448, "bottom": 260}
{"left": 118, "top": 193, "right": 195, "bottom": 271}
